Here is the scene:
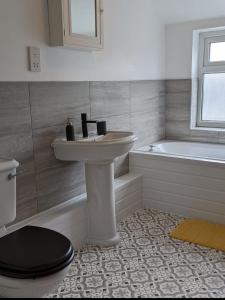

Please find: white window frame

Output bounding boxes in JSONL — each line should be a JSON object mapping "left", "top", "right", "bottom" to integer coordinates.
{"left": 191, "top": 27, "right": 225, "bottom": 130}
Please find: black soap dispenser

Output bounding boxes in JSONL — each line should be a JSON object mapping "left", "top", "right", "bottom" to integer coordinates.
{"left": 66, "top": 119, "right": 75, "bottom": 141}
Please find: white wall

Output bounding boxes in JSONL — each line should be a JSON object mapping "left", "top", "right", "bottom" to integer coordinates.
{"left": 152, "top": 0, "right": 225, "bottom": 25}
{"left": 166, "top": 17, "right": 225, "bottom": 79}
{"left": 0, "top": 0, "right": 165, "bottom": 81}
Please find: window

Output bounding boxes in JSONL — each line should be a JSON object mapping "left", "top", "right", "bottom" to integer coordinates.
{"left": 194, "top": 29, "right": 225, "bottom": 129}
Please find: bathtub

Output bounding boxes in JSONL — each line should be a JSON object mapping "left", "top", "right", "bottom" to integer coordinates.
{"left": 130, "top": 140, "right": 225, "bottom": 224}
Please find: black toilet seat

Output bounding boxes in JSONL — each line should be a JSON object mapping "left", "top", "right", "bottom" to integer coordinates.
{"left": 0, "top": 226, "right": 75, "bottom": 279}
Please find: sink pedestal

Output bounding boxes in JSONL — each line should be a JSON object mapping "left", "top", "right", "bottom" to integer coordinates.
{"left": 85, "top": 160, "right": 120, "bottom": 246}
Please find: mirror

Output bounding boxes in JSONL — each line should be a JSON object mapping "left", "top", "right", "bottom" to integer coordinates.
{"left": 70, "top": 0, "right": 97, "bottom": 37}
{"left": 48, "top": 0, "right": 103, "bottom": 50}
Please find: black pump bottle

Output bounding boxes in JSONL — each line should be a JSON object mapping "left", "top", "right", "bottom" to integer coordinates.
{"left": 66, "top": 119, "right": 75, "bottom": 141}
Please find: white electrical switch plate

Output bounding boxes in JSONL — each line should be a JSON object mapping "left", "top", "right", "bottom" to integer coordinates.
{"left": 29, "top": 47, "right": 41, "bottom": 72}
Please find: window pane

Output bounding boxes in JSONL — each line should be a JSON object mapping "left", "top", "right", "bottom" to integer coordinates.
{"left": 70, "top": 0, "right": 96, "bottom": 37}
{"left": 210, "top": 42, "right": 225, "bottom": 62}
{"left": 202, "top": 73, "right": 225, "bottom": 122}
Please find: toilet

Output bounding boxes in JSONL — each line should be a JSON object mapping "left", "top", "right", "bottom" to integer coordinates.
{"left": 0, "top": 158, "right": 75, "bottom": 298}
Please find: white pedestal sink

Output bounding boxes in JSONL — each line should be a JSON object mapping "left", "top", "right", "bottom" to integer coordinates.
{"left": 52, "top": 132, "right": 137, "bottom": 246}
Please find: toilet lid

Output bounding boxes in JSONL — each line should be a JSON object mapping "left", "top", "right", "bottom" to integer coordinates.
{"left": 0, "top": 226, "right": 75, "bottom": 279}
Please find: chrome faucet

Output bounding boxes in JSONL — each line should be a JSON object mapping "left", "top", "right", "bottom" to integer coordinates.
{"left": 81, "top": 113, "right": 107, "bottom": 138}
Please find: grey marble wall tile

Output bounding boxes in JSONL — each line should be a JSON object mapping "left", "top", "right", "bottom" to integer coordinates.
{"left": 165, "top": 79, "right": 221, "bottom": 144}
{"left": 33, "top": 125, "right": 66, "bottom": 173}
{"left": 90, "top": 81, "right": 130, "bottom": 119}
{"left": 131, "top": 95, "right": 165, "bottom": 115}
{"left": 166, "top": 86, "right": 191, "bottom": 139}
{"left": 0, "top": 107, "right": 32, "bottom": 136}
{"left": 166, "top": 119, "right": 218, "bottom": 143}
{"left": 0, "top": 82, "right": 29, "bottom": 105}
{"left": 0, "top": 133, "right": 33, "bottom": 168}
{"left": 166, "top": 120, "right": 191, "bottom": 138}
{"left": 166, "top": 108, "right": 190, "bottom": 122}
{"left": 87, "top": 114, "right": 130, "bottom": 137}
{"left": 131, "top": 80, "right": 165, "bottom": 99}
{"left": 15, "top": 197, "right": 37, "bottom": 223}
{"left": 190, "top": 129, "right": 219, "bottom": 142}
{"left": 131, "top": 81, "right": 165, "bottom": 114}
{"left": 131, "top": 88, "right": 165, "bottom": 148}
{"left": 30, "top": 82, "right": 90, "bottom": 130}
{"left": 166, "top": 79, "right": 192, "bottom": 94}
{"left": 33, "top": 124, "right": 86, "bottom": 212}
{"left": 16, "top": 165, "right": 36, "bottom": 202}
{"left": 0, "top": 83, "right": 37, "bottom": 222}
{"left": 166, "top": 93, "right": 191, "bottom": 128}
{"left": 130, "top": 88, "right": 166, "bottom": 149}
{"left": 90, "top": 81, "right": 130, "bottom": 100}
{"left": 99, "top": 114, "right": 130, "bottom": 132}
{"left": 114, "top": 154, "right": 129, "bottom": 178}
{"left": 166, "top": 93, "right": 191, "bottom": 108}
{"left": 131, "top": 111, "right": 165, "bottom": 148}
{"left": 37, "top": 162, "right": 86, "bottom": 212}
{"left": 0, "top": 83, "right": 31, "bottom": 135}
{"left": 8, "top": 160, "right": 37, "bottom": 224}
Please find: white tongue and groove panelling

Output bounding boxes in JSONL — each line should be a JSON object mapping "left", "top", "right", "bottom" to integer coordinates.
{"left": 115, "top": 173, "right": 143, "bottom": 222}
{"left": 130, "top": 151, "right": 225, "bottom": 224}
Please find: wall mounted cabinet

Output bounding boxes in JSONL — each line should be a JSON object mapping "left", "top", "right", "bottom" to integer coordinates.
{"left": 48, "top": 0, "right": 104, "bottom": 50}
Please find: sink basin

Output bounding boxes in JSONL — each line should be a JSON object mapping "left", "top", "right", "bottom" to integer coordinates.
{"left": 52, "top": 131, "right": 137, "bottom": 247}
{"left": 52, "top": 131, "right": 137, "bottom": 162}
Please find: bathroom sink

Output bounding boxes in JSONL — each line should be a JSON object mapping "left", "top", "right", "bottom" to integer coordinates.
{"left": 52, "top": 131, "right": 137, "bottom": 162}
{"left": 52, "top": 131, "right": 137, "bottom": 247}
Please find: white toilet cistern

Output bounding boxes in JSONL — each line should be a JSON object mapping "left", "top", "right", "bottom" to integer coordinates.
{"left": 0, "top": 158, "right": 19, "bottom": 232}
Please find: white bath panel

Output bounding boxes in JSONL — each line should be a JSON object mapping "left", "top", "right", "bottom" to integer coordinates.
{"left": 130, "top": 145, "right": 225, "bottom": 224}
{"left": 134, "top": 166, "right": 225, "bottom": 193}
{"left": 143, "top": 189, "right": 225, "bottom": 216}
{"left": 143, "top": 178, "right": 225, "bottom": 204}
{"left": 116, "top": 191, "right": 143, "bottom": 223}
{"left": 130, "top": 152, "right": 225, "bottom": 180}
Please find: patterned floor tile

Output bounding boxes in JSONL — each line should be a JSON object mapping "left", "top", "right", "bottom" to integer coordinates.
{"left": 47, "top": 209, "right": 225, "bottom": 298}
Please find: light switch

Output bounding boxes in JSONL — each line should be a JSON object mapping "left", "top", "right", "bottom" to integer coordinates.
{"left": 28, "top": 47, "right": 41, "bottom": 72}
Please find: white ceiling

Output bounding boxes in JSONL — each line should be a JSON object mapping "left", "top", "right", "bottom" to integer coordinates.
{"left": 151, "top": 0, "right": 225, "bottom": 24}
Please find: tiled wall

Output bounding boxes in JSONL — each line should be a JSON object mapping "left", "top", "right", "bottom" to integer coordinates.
{"left": 166, "top": 79, "right": 225, "bottom": 143}
{"left": 0, "top": 80, "right": 165, "bottom": 223}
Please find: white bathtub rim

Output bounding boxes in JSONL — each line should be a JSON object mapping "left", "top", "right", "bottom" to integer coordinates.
{"left": 131, "top": 140, "right": 225, "bottom": 168}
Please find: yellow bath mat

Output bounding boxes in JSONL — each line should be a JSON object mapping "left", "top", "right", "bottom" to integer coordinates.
{"left": 170, "top": 219, "right": 225, "bottom": 252}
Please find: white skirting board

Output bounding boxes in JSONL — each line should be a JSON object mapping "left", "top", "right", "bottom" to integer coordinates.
{"left": 6, "top": 173, "right": 142, "bottom": 250}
